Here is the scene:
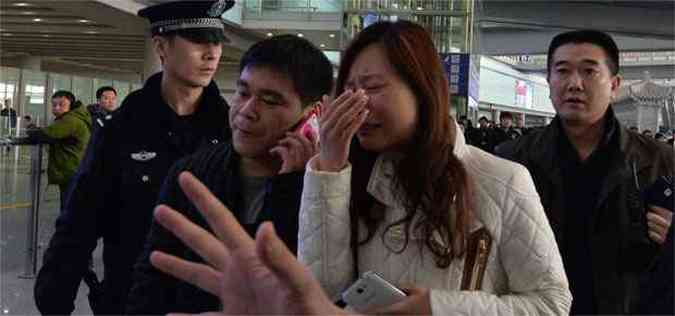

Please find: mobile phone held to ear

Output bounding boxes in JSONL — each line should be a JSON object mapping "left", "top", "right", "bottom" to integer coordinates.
{"left": 341, "top": 271, "right": 407, "bottom": 312}
{"left": 295, "top": 106, "right": 320, "bottom": 142}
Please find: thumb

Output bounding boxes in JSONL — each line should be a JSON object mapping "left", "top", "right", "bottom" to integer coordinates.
{"left": 255, "top": 222, "right": 314, "bottom": 295}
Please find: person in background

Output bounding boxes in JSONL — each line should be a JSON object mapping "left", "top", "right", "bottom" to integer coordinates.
{"left": 87, "top": 86, "right": 118, "bottom": 132}
{"left": 497, "top": 30, "right": 673, "bottom": 315}
{"left": 457, "top": 115, "right": 475, "bottom": 145}
{"left": 642, "top": 129, "right": 653, "bottom": 137}
{"left": 0, "top": 98, "right": 18, "bottom": 129}
{"left": 493, "top": 111, "right": 518, "bottom": 147}
{"left": 26, "top": 91, "right": 91, "bottom": 211}
{"left": 473, "top": 115, "right": 495, "bottom": 152}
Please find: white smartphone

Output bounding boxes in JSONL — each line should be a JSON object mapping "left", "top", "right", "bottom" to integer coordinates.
{"left": 341, "top": 271, "right": 407, "bottom": 312}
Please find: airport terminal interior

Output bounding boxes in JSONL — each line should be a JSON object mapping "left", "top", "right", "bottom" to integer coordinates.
{"left": 0, "top": 0, "right": 674, "bottom": 314}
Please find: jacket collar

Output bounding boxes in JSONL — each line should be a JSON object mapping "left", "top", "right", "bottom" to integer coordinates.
{"left": 530, "top": 106, "right": 629, "bottom": 171}
{"left": 140, "top": 72, "right": 229, "bottom": 144}
{"left": 367, "top": 120, "right": 470, "bottom": 208}
{"left": 532, "top": 106, "right": 644, "bottom": 211}
{"left": 365, "top": 121, "right": 482, "bottom": 234}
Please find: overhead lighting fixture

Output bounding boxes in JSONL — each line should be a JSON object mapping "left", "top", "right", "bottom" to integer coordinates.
{"left": 32, "top": 18, "right": 42, "bottom": 22}
{"left": 20, "top": 11, "right": 35, "bottom": 15}
{"left": 297, "top": 33, "right": 304, "bottom": 37}
{"left": 329, "top": 33, "right": 335, "bottom": 38}
{"left": 84, "top": 31, "right": 99, "bottom": 34}
{"left": 3, "top": 33, "right": 13, "bottom": 36}
{"left": 78, "top": 19, "right": 91, "bottom": 23}
{"left": 266, "top": 32, "right": 273, "bottom": 37}
{"left": 320, "top": 44, "right": 326, "bottom": 48}
{"left": 416, "top": 6, "right": 423, "bottom": 10}
{"left": 14, "top": 3, "right": 30, "bottom": 6}
{"left": 42, "top": 34, "right": 50, "bottom": 37}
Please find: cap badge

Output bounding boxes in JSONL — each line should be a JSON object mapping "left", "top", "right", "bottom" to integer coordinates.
{"left": 207, "top": 0, "right": 229, "bottom": 17}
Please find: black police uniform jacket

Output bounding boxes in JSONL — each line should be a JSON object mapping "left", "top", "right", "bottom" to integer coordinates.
{"left": 34, "top": 72, "right": 231, "bottom": 315}
{"left": 126, "top": 143, "right": 304, "bottom": 315}
{"left": 86, "top": 103, "right": 112, "bottom": 134}
{"left": 496, "top": 109, "right": 674, "bottom": 314}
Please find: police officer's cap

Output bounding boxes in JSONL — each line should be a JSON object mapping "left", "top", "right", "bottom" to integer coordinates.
{"left": 138, "top": 0, "right": 234, "bottom": 43}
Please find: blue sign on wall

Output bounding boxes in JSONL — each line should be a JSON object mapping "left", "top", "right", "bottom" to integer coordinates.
{"left": 440, "top": 53, "right": 469, "bottom": 97}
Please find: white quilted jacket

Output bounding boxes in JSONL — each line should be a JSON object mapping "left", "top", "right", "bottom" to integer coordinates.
{"left": 298, "top": 127, "right": 572, "bottom": 315}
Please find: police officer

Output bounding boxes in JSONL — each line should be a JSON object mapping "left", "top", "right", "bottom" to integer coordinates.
{"left": 34, "top": 1, "right": 234, "bottom": 314}
{"left": 87, "top": 86, "right": 117, "bottom": 133}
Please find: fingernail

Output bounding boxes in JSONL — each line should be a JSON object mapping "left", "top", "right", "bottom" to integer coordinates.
{"left": 154, "top": 206, "right": 166, "bottom": 221}
{"left": 265, "top": 224, "right": 279, "bottom": 256}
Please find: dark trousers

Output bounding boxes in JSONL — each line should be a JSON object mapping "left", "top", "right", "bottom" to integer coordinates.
{"left": 58, "top": 178, "right": 73, "bottom": 213}
{"left": 58, "top": 184, "right": 67, "bottom": 213}
{"left": 58, "top": 179, "right": 102, "bottom": 309}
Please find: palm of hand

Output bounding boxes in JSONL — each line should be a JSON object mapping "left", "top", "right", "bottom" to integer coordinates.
{"left": 220, "top": 248, "right": 314, "bottom": 315}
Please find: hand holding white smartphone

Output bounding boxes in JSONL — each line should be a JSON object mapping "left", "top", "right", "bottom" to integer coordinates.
{"left": 341, "top": 271, "right": 407, "bottom": 312}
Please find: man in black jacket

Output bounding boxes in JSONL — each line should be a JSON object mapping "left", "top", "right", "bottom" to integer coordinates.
{"left": 33, "top": 1, "right": 235, "bottom": 314}
{"left": 492, "top": 111, "right": 518, "bottom": 147}
{"left": 87, "top": 86, "right": 117, "bottom": 132}
{"left": 126, "top": 34, "right": 334, "bottom": 315}
{"left": 496, "top": 30, "right": 673, "bottom": 315}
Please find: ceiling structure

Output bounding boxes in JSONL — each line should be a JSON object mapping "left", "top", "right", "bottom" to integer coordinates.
{"left": 0, "top": 0, "right": 673, "bottom": 81}
{"left": 0, "top": 0, "right": 258, "bottom": 79}
{"left": 479, "top": 0, "right": 674, "bottom": 55}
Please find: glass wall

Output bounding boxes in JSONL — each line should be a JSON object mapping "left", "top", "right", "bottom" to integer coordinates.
{"left": 0, "top": 67, "right": 20, "bottom": 110}
{"left": 0, "top": 66, "right": 139, "bottom": 128}
{"left": 50, "top": 73, "right": 72, "bottom": 94}
{"left": 113, "top": 80, "right": 131, "bottom": 103}
{"left": 22, "top": 70, "right": 47, "bottom": 125}
{"left": 132, "top": 83, "right": 143, "bottom": 93}
{"left": 72, "top": 76, "right": 94, "bottom": 106}
{"left": 342, "top": 0, "right": 475, "bottom": 53}
{"left": 245, "top": 0, "right": 342, "bottom": 14}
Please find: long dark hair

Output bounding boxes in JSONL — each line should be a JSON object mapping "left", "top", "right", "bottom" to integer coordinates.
{"left": 338, "top": 20, "right": 473, "bottom": 268}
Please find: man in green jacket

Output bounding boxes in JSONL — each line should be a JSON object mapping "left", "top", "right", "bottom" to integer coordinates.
{"left": 27, "top": 90, "right": 92, "bottom": 211}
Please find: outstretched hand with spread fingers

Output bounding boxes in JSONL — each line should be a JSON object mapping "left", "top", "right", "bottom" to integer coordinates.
{"left": 149, "top": 171, "right": 346, "bottom": 316}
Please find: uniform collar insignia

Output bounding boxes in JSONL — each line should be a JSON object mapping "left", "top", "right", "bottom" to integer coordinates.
{"left": 131, "top": 151, "right": 157, "bottom": 162}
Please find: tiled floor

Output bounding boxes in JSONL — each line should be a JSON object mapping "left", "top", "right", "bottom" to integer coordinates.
{"left": 1, "top": 146, "right": 101, "bottom": 315}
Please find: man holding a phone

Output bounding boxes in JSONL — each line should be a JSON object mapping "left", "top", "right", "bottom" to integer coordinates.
{"left": 126, "top": 34, "right": 334, "bottom": 315}
{"left": 496, "top": 30, "right": 673, "bottom": 315}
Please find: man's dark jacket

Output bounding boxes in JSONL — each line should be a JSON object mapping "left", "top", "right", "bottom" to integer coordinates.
{"left": 496, "top": 111, "right": 674, "bottom": 314}
{"left": 33, "top": 72, "right": 230, "bottom": 315}
{"left": 125, "top": 143, "right": 304, "bottom": 315}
